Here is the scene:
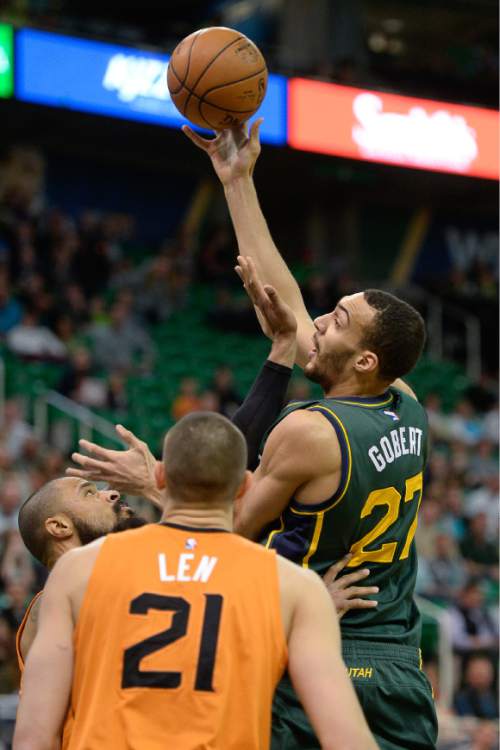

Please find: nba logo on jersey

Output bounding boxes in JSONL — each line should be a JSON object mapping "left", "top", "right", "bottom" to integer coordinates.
{"left": 185, "top": 538, "right": 197, "bottom": 550}
{"left": 383, "top": 410, "right": 400, "bottom": 422}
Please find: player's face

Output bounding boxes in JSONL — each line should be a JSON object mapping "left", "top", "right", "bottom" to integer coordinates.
{"left": 62, "top": 478, "right": 133, "bottom": 545}
{"left": 305, "top": 293, "right": 376, "bottom": 390}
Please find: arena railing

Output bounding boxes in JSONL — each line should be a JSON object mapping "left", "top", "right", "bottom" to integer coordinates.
{"left": 34, "top": 390, "right": 124, "bottom": 450}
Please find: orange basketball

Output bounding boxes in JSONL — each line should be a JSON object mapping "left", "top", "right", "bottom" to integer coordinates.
{"left": 167, "top": 27, "right": 268, "bottom": 130}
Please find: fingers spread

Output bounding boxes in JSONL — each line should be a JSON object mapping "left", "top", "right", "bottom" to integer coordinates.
{"left": 71, "top": 453, "right": 107, "bottom": 472}
{"left": 78, "top": 439, "right": 115, "bottom": 460}
{"left": 115, "top": 424, "right": 141, "bottom": 448}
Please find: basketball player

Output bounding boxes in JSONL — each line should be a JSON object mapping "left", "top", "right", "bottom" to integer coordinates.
{"left": 182, "top": 121, "right": 438, "bottom": 750}
{"left": 14, "top": 413, "right": 378, "bottom": 750}
{"left": 16, "top": 474, "right": 149, "bottom": 670}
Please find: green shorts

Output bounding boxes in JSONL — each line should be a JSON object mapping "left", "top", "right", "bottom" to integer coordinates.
{"left": 271, "top": 641, "right": 438, "bottom": 750}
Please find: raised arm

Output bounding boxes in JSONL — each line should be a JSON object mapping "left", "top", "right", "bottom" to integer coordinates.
{"left": 183, "top": 122, "right": 315, "bottom": 366}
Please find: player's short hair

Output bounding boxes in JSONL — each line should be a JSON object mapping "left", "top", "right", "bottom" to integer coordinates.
{"left": 363, "top": 290, "right": 426, "bottom": 382}
{"left": 18, "top": 480, "right": 63, "bottom": 566}
{"left": 163, "top": 412, "right": 247, "bottom": 503}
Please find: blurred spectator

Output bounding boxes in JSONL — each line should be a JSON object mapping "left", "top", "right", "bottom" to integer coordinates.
{"left": 417, "top": 533, "right": 467, "bottom": 603}
{"left": 6, "top": 308, "right": 66, "bottom": 361}
{"left": 0, "top": 614, "right": 19, "bottom": 693}
{"left": 466, "top": 440, "right": 499, "bottom": 485}
{"left": 483, "top": 403, "right": 499, "bottom": 444}
{"left": 89, "top": 300, "right": 155, "bottom": 374}
{"left": 449, "top": 400, "right": 484, "bottom": 445}
{"left": 425, "top": 393, "right": 453, "bottom": 442}
{"left": 199, "top": 390, "right": 221, "bottom": 412}
{"left": 449, "top": 580, "right": 497, "bottom": 654}
{"left": 0, "top": 399, "right": 33, "bottom": 463}
{"left": 107, "top": 372, "right": 129, "bottom": 415}
{"left": 416, "top": 498, "right": 442, "bottom": 560}
{"left": 0, "top": 476, "right": 23, "bottom": 535}
{"left": 459, "top": 513, "right": 499, "bottom": 578}
{"left": 468, "top": 721, "right": 499, "bottom": 750}
{"left": 171, "top": 377, "right": 202, "bottom": 421}
{"left": 212, "top": 367, "right": 241, "bottom": 418}
{"left": 464, "top": 475, "right": 499, "bottom": 541}
{"left": 0, "top": 273, "right": 22, "bottom": 335}
{"left": 454, "top": 656, "right": 498, "bottom": 720}
{"left": 58, "top": 347, "right": 107, "bottom": 408}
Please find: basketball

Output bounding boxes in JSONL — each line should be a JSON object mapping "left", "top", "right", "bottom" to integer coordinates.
{"left": 167, "top": 27, "right": 268, "bottom": 130}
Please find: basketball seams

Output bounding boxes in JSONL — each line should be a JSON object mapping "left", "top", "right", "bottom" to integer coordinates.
{"left": 168, "top": 31, "right": 200, "bottom": 97}
{"left": 184, "top": 35, "right": 245, "bottom": 114}
{"left": 198, "top": 66, "right": 267, "bottom": 102}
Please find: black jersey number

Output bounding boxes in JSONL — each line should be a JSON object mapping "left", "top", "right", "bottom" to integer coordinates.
{"left": 122, "top": 593, "right": 223, "bottom": 691}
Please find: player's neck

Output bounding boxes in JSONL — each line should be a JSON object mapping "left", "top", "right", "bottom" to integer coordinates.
{"left": 160, "top": 505, "right": 233, "bottom": 532}
{"left": 323, "top": 374, "right": 390, "bottom": 399}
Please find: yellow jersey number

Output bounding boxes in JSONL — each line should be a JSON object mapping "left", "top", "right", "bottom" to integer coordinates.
{"left": 347, "top": 472, "right": 423, "bottom": 567}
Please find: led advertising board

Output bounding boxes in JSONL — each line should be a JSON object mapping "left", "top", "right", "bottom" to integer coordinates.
{"left": 0, "top": 24, "right": 13, "bottom": 98}
{"left": 16, "top": 28, "right": 287, "bottom": 145}
{"left": 289, "top": 78, "right": 499, "bottom": 180}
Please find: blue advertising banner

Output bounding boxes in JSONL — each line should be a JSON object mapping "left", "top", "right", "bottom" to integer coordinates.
{"left": 16, "top": 28, "right": 287, "bottom": 145}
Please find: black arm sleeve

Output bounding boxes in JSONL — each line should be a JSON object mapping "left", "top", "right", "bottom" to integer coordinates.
{"left": 232, "top": 360, "right": 292, "bottom": 471}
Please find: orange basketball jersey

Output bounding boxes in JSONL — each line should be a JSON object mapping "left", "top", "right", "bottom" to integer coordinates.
{"left": 64, "top": 523, "right": 288, "bottom": 750}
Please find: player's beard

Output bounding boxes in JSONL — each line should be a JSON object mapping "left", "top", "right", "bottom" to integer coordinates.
{"left": 70, "top": 500, "right": 135, "bottom": 546}
{"left": 305, "top": 348, "right": 354, "bottom": 392}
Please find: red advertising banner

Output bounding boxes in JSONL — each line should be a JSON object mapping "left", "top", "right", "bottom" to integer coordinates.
{"left": 288, "top": 78, "right": 499, "bottom": 180}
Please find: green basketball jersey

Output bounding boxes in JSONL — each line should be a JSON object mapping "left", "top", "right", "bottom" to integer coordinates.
{"left": 259, "top": 387, "right": 428, "bottom": 646}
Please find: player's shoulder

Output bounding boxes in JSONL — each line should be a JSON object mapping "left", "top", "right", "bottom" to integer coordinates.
{"left": 270, "top": 406, "right": 337, "bottom": 448}
{"left": 276, "top": 554, "right": 322, "bottom": 587}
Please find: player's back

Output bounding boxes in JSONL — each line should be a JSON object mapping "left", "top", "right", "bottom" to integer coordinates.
{"left": 261, "top": 387, "right": 428, "bottom": 646}
{"left": 64, "top": 523, "right": 288, "bottom": 750}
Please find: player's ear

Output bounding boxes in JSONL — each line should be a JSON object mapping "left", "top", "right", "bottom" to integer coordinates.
{"left": 354, "top": 350, "right": 379, "bottom": 375}
{"left": 155, "top": 461, "right": 166, "bottom": 490}
{"left": 235, "top": 470, "right": 252, "bottom": 500}
{"left": 45, "top": 514, "right": 73, "bottom": 540}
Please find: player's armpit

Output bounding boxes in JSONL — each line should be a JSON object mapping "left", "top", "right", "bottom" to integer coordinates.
{"left": 235, "top": 410, "right": 340, "bottom": 540}
{"left": 13, "top": 556, "right": 75, "bottom": 750}
{"left": 287, "top": 568, "right": 378, "bottom": 750}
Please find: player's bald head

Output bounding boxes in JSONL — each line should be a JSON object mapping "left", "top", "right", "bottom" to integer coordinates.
{"left": 163, "top": 412, "right": 247, "bottom": 504}
{"left": 18, "top": 478, "right": 70, "bottom": 565}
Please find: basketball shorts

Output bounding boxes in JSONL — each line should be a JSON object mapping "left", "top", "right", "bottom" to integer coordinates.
{"left": 271, "top": 640, "right": 438, "bottom": 750}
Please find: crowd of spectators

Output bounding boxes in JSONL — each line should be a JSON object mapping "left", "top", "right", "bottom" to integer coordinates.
{"left": 0, "top": 144, "right": 497, "bottom": 749}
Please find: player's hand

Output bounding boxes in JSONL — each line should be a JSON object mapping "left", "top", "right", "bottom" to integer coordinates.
{"left": 235, "top": 255, "right": 297, "bottom": 340}
{"left": 323, "top": 555, "right": 379, "bottom": 619}
{"left": 182, "top": 119, "right": 262, "bottom": 185}
{"left": 66, "top": 425, "right": 163, "bottom": 508}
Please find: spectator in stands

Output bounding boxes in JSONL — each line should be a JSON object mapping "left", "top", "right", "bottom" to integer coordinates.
{"left": 418, "top": 532, "right": 467, "bottom": 603}
{"left": 466, "top": 440, "right": 499, "bottom": 485}
{"left": 171, "top": 377, "right": 202, "bottom": 422}
{"left": 0, "top": 272, "right": 22, "bottom": 335}
{"left": 459, "top": 513, "right": 499, "bottom": 579}
{"left": 58, "top": 346, "right": 107, "bottom": 409}
{"left": 211, "top": 366, "right": 241, "bottom": 418}
{"left": 449, "top": 580, "right": 497, "bottom": 655}
{"left": 454, "top": 656, "right": 499, "bottom": 720}
{"left": 0, "top": 476, "right": 23, "bottom": 535}
{"left": 287, "top": 376, "right": 312, "bottom": 402}
{"left": 89, "top": 299, "right": 155, "bottom": 374}
{"left": 0, "top": 399, "right": 33, "bottom": 463}
{"left": 469, "top": 721, "right": 499, "bottom": 750}
{"left": 449, "top": 400, "right": 484, "bottom": 445}
{"left": 0, "top": 613, "right": 19, "bottom": 693}
{"left": 464, "top": 474, "right": 499, "bottom": 542}
{"left": 107, "top": 372, "right": 129, "bottom": 416}
{"left": 416, "top": 497, "right": 442, "bottom": 560}
{"left": 425, "top": 393, "right": 453, "bottom": 442}
{"left": 483, "top": 403, "right": 499, "bottom": 444}
{"left": 6, "top": 308, "right": 66, "bottom": 361}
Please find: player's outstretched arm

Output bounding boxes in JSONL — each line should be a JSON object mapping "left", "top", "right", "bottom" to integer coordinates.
{"left": 183, "top": 122, "right": 315, "bottom": 366}
{"left": 13, "top": 557, "right": 75, "bottom": 750}
{"left": 285, "top": 563, "right": 379, "bottom": 750}
{"left": 67, "top": 424, "right": 164, "bottom": 507}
